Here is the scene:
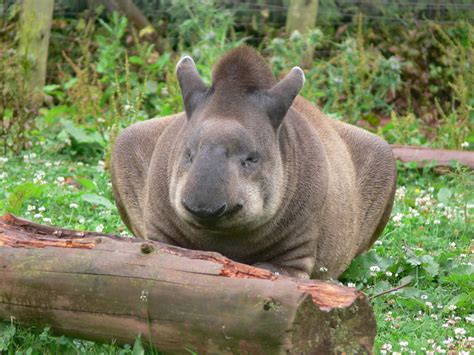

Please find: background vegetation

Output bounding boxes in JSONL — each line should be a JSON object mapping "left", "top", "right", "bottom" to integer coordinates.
{"left": 0, "top": 0, "right": 472, "bottom": 353}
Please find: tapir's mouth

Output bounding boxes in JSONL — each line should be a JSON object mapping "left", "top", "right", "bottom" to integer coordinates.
{"left": 183, "top": 203, "right": 243, "bottom": 228}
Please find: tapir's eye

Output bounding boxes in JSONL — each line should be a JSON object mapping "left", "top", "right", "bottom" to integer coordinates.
{"left": 242, "top": 153, "right": 260, "bottom": 168}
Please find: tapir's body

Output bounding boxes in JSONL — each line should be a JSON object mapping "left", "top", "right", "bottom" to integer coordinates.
{"left": 111, "top": 47, "right": 396, "bottom": 279}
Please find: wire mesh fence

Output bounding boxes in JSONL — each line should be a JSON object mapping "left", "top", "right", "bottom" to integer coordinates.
{"left": 1, "top": 0, "right": 471, "bottom": 35}
{"left": 49, "top": 0, "right": 473, "bottom": 25}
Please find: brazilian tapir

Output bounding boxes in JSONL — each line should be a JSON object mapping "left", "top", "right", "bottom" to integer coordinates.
{"left": 111, "top": 46, "right": 396, "bottom": 279}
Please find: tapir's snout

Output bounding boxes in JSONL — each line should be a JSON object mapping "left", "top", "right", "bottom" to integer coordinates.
{"left": 181, "top": 199, "right": 243, "bottom": 224}
{"left": 182, "top": 200, "right": 227, "bottom": 219}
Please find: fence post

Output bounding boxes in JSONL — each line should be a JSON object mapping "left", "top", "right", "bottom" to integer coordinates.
{"left": 286, "top": 0, "right": 319, "bottom": 68}
{"left": 18, "top": 0, "right": 55, "bottom": 107}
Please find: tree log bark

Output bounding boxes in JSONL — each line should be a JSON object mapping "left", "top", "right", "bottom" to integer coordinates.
{"left": 0, "top": 214, "right": 375, "bottom": 354}
{"left": 391, "top": 145, "right": 474, "bottom": 169}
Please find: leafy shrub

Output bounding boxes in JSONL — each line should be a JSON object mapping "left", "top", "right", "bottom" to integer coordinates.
{"left": 268, "top": 19, "right": 403, "bottom": 125}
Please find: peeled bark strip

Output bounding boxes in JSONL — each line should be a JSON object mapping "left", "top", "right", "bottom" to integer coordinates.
{"left": 0, "top": 214, "right": 375, "bottom": 354}
{"left": 392, "top": 145, "right": 474, "bottom": 169}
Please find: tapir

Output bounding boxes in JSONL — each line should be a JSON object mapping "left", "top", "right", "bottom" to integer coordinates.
{"left": 111, "top": 46, "right": 397, "bottom": 279}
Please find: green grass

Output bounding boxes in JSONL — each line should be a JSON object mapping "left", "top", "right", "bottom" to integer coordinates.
{"left": 0, "top": 145, "right": 472, "bottom": 353}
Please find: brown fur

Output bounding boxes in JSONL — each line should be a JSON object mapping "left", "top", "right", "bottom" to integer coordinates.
{"left": 212, "top": 46, "right": 277, "bottom": 90}
{"left": 111, "top": 46, "right": 397, "bottom": 279}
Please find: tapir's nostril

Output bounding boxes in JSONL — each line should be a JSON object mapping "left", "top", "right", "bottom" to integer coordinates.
{"left": 182, "top": 200, "right": 228, "bottom": 219}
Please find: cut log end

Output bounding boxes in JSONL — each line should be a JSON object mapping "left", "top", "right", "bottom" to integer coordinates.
{"left": 0, "top": 214, "right": 376, "bottom": 353}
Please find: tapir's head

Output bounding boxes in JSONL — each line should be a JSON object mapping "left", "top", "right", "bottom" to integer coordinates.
{"left": 170, "top": 46, "right": 304, "bottom": 231}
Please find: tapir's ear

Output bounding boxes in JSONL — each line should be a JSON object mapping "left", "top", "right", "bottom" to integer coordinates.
{"left": 176, "top": 56, "right": 208, "bottom": 119}
{"left": 265, "top": 67, "right": 305, "bottom": 128}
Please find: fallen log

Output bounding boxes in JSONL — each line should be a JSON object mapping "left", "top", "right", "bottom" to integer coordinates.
{"left": 0, "top": 214, "right": 376, "bottom": 354}
{"left": 391, "top": 145, "right": 474, "bottom": 169}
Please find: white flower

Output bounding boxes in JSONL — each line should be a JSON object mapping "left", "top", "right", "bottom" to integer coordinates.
{"left": 95, "top": 224, "right": 104, "bottom": 233}
{"left": 140, "top": 289, "right": 149, "bottom": 302}
{"left": 0, "top": 157, "right": 8, "bottom": 165}
{"left": 27, "top": 205, "right": 36, "bottom": 211}
{"left": 69, "top": 203, "right": 78, "bottom": 209}
{"left": 0, "top": 172, "right": 7, "bottom": 180}
{"left": 29, "top": 153, "right": 36, "bottom": 159}
{"left": 38, "top": 206, "right": 46, "bottom": 212}
{"left": 45, "top": 161, "right": 52, "bottom": 167}
{"left": 461, "top": 141, "right": 469, "bottom": 148}
{"left": 385, "top": 271, "right": 393, "bottom": 277}
{"left": 443, "top": 337, "right": 453, "bottom": 345}
{"left": 369, "top": 265, "right": 380, "bottom": 272}
{"left": 466, "top": 315, "right": 474, "bottom": 323}
{"left": 399, "top": 340, "right": 408, "bottom": 347}
{"left": 388, "top": 56, "right": 401, "bottom": 71}
{"left": 57, "top": 176, "right": 65, "bottom": 184}
{"left": 319, "top": 266, "right": 328, "bottom": 272}
{"left": 421, "top": 294, "right": 428, "bottom": 300}
{"left": 395, "top": 186, "right": 407, "bottom": 200}
{"left": 333, "top": 76, "right": 343, "bottom": 85}
{"left": 434, "top": 219, "right": 441, "bottom": 225}
{"left": 381, "top": 343, "right": 392, "bottom": 351}
{"left": 448, "top": 304, "right": 457, "bottom": 311}
{"left": 347, "top": 282, "right": 356, "bottom": 288}
{"left": 454, "top": 327, "right": 466, "bottom": 336}
{"left": 425, "top": 301, "right": 433, "bottom": 309}
{"left": 374, "top": 240, "right": 383, "bottom": 245}
{"left": 392, "top": 212, "right": 404, "bottom": 226}
{"left": 120, "top": 231, "right": 133, "bottom": 238}
{"left": 33, "top": 213, "right": 42, "bottom": 219}
{"left": 78, "top": 216, "right": 85, "bottom": 224}
{"left": 43, "top": 218, "right": 52, "bottom": 223}
{"left": 33, "top": 170, "right": 46, "bottom": 185}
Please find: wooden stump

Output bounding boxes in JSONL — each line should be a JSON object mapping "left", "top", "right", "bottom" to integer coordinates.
{"left": 0, "top": 214, "right": 376, "bottom": 354}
